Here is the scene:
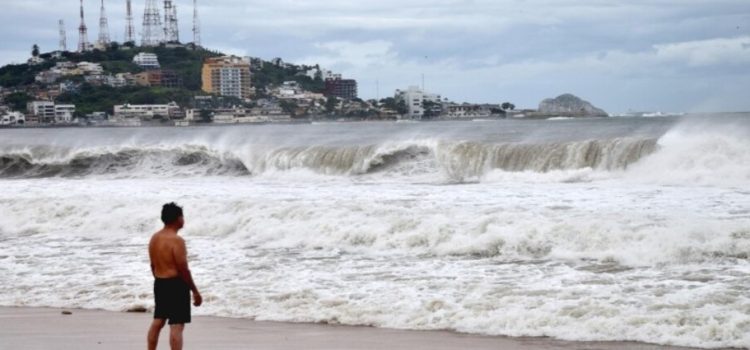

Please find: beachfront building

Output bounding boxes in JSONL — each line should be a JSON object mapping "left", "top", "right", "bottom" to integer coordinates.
{"left": 445, "top": 104, "right": 498, "bottom": 119}
{"left": 395, "top": 86, "right": 441, "bottom": 120}
{"left": 26, "top": 101, "right": 76, "bottom": 124}
{"left": 0, "top": 112, "right": 25, "bottom": 125}
{"left": 132, "top": 53, "right": 161, "bottom": 69}
{"left": 201, "top": 56, "right": 253, "bottom": 100}
{"left": 325, "top": 78, "right": 358, "bottom": 100}
{"left": 113, "top": 102, "right": 181, "bottom": 120}
{"left": 54, "top": 105, "right": 76, "bottom": 123}
{"left": 27, "top": 101, "right": 56, "bottom": 123}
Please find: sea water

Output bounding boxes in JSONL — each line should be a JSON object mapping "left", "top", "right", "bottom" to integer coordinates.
{"left": 0, "top": 115, "right": 749, "bottom": 348}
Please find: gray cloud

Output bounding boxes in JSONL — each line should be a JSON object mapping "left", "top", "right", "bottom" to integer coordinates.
{"left": 1, "top": 0, "right": 749, "bottom": 112}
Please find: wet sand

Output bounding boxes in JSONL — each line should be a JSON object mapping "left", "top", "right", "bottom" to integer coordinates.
{"left": 0, "top": 307, "right": 723, "bottom": 350}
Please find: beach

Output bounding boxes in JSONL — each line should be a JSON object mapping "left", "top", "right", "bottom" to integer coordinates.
{"left": 0, "top": 307, "right": 712, "bottom": 350}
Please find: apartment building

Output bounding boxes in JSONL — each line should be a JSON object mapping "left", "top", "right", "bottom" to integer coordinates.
{"left": 113, "top": 102, "right": 180, "bottom": 120}
{"left": 132, "top": 53, "right": 161, "bottom": 69}
{"left": 325, "top": 78, "right": 358, "bottom": 100}
{"left": 395, "top": 86, "right": 441, "bottom": 119}
{"left": 201, "top": 56, "right": 253, "bottom": 100}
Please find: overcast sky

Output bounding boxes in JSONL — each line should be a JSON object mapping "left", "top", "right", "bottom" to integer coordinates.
{"left": 1, "top": 0, "right": 749, "bottom": 112}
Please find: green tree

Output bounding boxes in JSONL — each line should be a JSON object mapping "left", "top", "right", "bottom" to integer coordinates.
{"left": 396, "top": 99, "right": 408, "bottom": 115}
{"left": 279, "top": 100, "right": 299, "bottom": 117}
{"left": 380, "top": 97, "right": 409, "bottom": 115}
{"left": 198, "top": 109, "right": 213, "bottom": 123}
{"left": 32, "top": 44, "right": 40, "bottom": 57}
{"left": 0, "top": 61, "right": 54, "bottom": 87}
{"left": 3, "top": 92, "right": 33, "bottom": 111}
{"left": 422, "top": 100, "right": 442, "bottom": 119}
{"left": 501, "top": 102, "right": 516, "bottom": 111}
{"left": 325, "top": 96, "right": 338, "bottom": 114}
{"left": 490, "top": 108, "right": 506, "bottom": 115}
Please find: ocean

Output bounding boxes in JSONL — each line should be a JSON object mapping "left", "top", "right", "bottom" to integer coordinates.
{"left": 0, "top": 115, "right": 748, "bottom": 348}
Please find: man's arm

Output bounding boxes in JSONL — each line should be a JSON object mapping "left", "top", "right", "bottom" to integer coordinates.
{"left": 173, "top": 238, "right": 203, "bottom": 306}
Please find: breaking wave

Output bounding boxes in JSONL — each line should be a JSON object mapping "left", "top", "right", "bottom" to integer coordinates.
{"left": 0, "top": 137, "right": 658, "bottom": 181}
{"left": 0, "top": 145, "right": 249, "bottom": 178}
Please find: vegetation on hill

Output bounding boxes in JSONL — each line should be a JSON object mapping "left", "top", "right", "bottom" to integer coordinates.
{"left": 0, "top": 62, "right": 54, "bottom": 87}
{"left": 252, "top": 62, "right": 325, "bottom": 96}
{"left": 56, "top": 84, "right": 194, "bottom": 116}
{"left": 1, "top": 44, "right": 337, "bottom": 117}
{"left": 60, "top": 45, "right": 223, "bottom": 92}
{"left": 3, "top": 92, "right": 34, "bottom": 111}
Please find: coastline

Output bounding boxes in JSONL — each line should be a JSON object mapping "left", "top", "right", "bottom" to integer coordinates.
{"left": 0, "top": 307, "right": 729, "bottom": 350}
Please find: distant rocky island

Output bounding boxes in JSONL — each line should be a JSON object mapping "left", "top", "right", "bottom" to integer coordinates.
{"left": 524, "top": 94, "right": 608, "bottom": 118}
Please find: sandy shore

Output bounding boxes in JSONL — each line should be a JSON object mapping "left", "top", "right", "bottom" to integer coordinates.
{"left": 0, "top": 307, "right": 715, "bottom": 350}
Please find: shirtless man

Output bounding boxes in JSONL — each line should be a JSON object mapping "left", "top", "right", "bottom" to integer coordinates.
{"left": 147, "top": 203, "right": 203, "bottom": 350}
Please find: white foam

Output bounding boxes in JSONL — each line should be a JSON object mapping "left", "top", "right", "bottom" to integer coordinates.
{"left": 1, "top": 177, "right": 749, "bottom": 348}
{"left": 1, "top": 117, "right": 750, "bottom": 348}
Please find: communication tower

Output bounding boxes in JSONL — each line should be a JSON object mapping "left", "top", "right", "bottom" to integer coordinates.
{"left": 142, "top": 0, "right": 162, "bottom": 46}
{"left": 125, "top": 0, "right": 135, "bottom": 43}
{"left": 98, "top": 0, "right": 111, "bottom": 47}
{"left": 78, "top": 0, "right": 89, "bottom": 52}
{"left": 192, "top": 0, "right": 201, "bottom": 47}
{"left": 59, "top": 20, "right": 67, "bottom": 52}
{"left": 163, "top": 0, "right": 180, "bottom": 43}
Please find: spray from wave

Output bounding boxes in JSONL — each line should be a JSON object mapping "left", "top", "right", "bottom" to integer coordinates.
{"left": 0, "top": 137, "right": 659, "bottom": 181}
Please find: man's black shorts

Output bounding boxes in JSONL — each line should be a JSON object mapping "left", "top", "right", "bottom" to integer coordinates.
{"left": 154, "top": 277, "right": 191, "bottom": 325}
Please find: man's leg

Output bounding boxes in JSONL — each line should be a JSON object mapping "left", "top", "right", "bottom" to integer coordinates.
{"left": 169, "top": 324, "right": 185, "bottom": 350}
{"left": 147, "top": 318, "right": 166, "bottom": 350}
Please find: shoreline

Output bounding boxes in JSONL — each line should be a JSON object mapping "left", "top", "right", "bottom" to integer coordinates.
{"left": 0, "top": 306, "right": 731, "bottom": 350}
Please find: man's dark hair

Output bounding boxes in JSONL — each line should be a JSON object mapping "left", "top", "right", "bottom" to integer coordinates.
{"left": 161, "top": 202, "right": 183, "bottom": 225}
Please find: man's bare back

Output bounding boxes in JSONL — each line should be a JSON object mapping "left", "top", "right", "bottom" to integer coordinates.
{"left": 147, "top": 203, "right": 202, "bottom": 350}
{"left": 149, "top": 229, "right": 185, "bottom": 279}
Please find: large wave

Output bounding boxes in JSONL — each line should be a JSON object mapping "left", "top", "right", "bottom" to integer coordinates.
{"left": 0, "top": 145, "right": 249, "bottom": 178}
{"left": 0, "top": 137, "right": 658, "bottom": 181}
{"left": 1, "top": 117, "right": 748, "bottom": 187}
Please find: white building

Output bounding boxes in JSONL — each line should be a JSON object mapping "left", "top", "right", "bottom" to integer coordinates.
{"left": 322, "top": 70, "right": 342, "bottom": 80}
{"left": 395, "top": 86, "right": 441, "bottom": 119}
{"left": 27, "top": 101, "right": 56, "bottom": 122}
{"left": 35, "top": 70, "right": 62, "bottom": 85}
{"left": 77, "top": 62, "right": 104, "bottom": 75}
{"left": 0, "top": 112, "right": 25, "bottom": 125}
{"left": 445, "top": 104, "right": 501, "bottom": 119}
{"left": 54, "top": 104, "right": 76, "bottom": 123}
{"left": 26, "top": 102, "right": 75, "bottom": 124}
{"left": 114, "top": 102, "right": 180, "bottom": 120}
{"left": 133, "top": 53, "right": 161, "bottom": 69}
{"left": 102, "top": 74, "right": 130, "bottom": 88}
{"left": 27, "top": 56, "right": 46, "bottom": 65}
{"left": 305, "top": 68, "right": 342, "bottom": 81}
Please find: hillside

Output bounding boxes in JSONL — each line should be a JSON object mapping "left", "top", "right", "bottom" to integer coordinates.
{"left": 0, "top": 45, "right": 326, "bottom": 116}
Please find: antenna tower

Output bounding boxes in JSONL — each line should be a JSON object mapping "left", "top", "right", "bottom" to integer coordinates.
{"left": 142, "top": 0, "right": 162, "bottom": 46}
{"left": 125, "top": 0, "right": 135, "bottom": 43}
{"left": 192, "top": 0, "right": 201, "bottom": 47}
{"left": 98, "top": 0, "right": 110, "bottom": 47}
{"left": 59, "top": 20, "right": 67, "bottom": 52}
{"left": 163, "top": 0, "right": 179, "bottom": 43}
{"left": 78, "top": 0, "right": 89, "bottom": 52}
